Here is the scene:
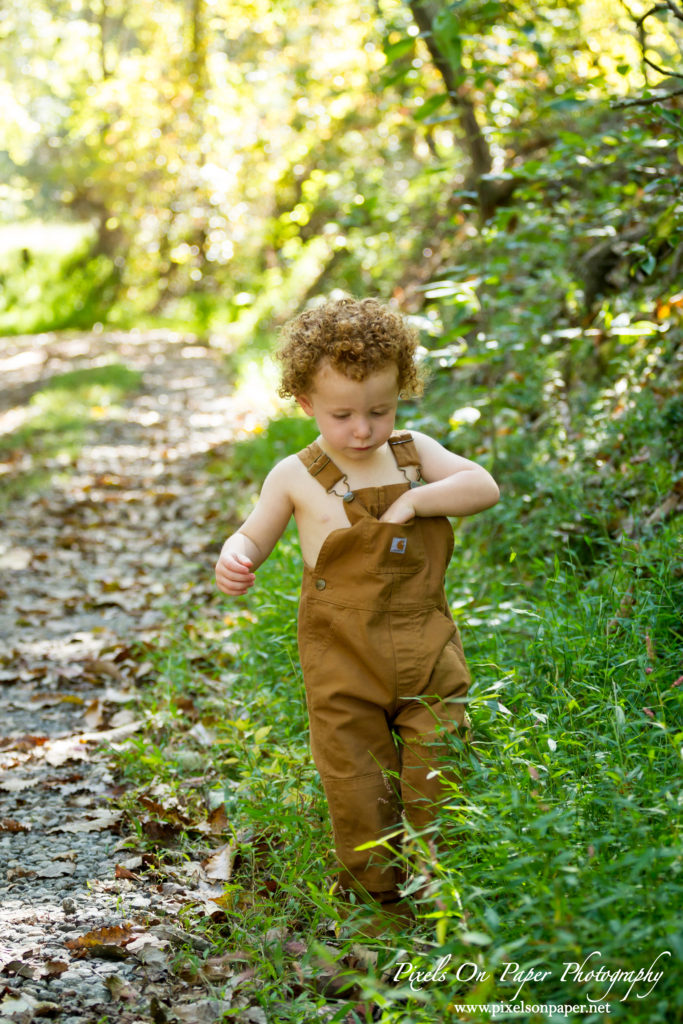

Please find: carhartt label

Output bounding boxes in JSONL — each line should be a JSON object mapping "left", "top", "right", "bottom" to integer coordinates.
{"left": 390, "top": 537, "right": 407, "bottom": 554}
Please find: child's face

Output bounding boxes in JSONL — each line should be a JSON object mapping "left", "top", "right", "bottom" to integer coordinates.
{"left": 297, "top": 361, "right": 399, "bottom": 460}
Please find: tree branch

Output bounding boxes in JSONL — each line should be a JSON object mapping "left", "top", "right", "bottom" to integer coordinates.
{"left": 614, "top": 85, "right": 683, "bottom": 105}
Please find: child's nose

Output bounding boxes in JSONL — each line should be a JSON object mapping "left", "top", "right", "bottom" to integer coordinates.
{"left": 354, "top": 418, "right": 372, "bottom": 438}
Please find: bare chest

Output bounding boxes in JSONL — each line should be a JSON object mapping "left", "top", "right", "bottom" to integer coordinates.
{"left": 292, "top": 458, "right": 411, "bottom": 569}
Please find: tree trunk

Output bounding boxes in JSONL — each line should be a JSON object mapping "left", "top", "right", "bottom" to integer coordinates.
{"left": 408, "top": 0, "right": 492, "bottom": 180}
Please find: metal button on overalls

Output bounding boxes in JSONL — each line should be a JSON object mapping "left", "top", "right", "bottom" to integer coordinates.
{"left": 297, "top": 433, "right": 471, "bottom": 902}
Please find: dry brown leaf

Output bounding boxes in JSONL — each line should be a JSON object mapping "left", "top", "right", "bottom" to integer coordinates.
{"left": 82, "top": 657, "right": 124, "bottom": 680}
{"left": 284, "top": 939, "right": 308, "bottom": 957}
{"left": 105, "top": 974, "right": 140, "bottom": 1001}
{"left": 65, "top": 923, "right": 136, "bottom": 959}
{"left": 125, "top": 933, "right": 170, "bottom": 966}
{"left": 202, "top": 842, "right": 234, "bottom": 882}
{"left": 207, "top": 804, "right": 229, "bottom": 834}
{"left": 47, "top": 810, "right": 122, "bottom": 834}
{"left": 0, "top": 734, "right": 49, "bottom": 752}
{"left": 115, "top": 863, "right": 141, "bottom": 880}
{"left": 0, "top": 818, "right": 31, "bottom": 833}
{"left": 201, "top": 951, "right": 252, "bottom": 981}
{"left": 84, "top": 699, "right": 107, "bottom": 730}
{"left": 45, "top": 961, "right": 69, "bottom": 976}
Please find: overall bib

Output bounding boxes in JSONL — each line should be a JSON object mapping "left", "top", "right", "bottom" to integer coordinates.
{"left": 297, "top": 433, "right": 470, "bottom": 901}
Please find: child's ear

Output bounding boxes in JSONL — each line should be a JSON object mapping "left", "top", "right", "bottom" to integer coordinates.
{"left": 296, "top": 394, "right": 314, "bottom": 416}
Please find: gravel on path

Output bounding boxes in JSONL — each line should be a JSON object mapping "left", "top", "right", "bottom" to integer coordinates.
{"left": 0, "top": 330, "right": 267, "bottom": 1024}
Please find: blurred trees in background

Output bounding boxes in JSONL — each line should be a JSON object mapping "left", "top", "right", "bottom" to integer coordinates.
{"left": 1, "top": 1, "right": 682, "bottom": 494}
{"left": 2, "top": 0, "right": 680, "bottom": 326}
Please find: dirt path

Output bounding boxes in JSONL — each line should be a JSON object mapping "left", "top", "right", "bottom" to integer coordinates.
{"left": 0, "top": 331, "right": 262, "bottom": 1024}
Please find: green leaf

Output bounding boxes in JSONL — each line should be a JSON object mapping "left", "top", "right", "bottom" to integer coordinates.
{"left": 384, "top": 36, "right": 415, "bottom": 62}
{"left": 461, "top": 929, "right": 493, "bottom": 946}
{"left": 414, "top": 93, "right": 450, "bottom": 121}
{"left": 433, "top": 9, "right": 463, "bottom": 70}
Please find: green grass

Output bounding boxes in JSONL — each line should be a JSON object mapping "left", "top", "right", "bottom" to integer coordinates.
{"left": 0, "top": 233, "right": 118, "bottom": 335}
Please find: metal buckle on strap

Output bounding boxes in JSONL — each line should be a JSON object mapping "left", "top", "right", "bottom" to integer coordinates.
{"left": 308, "top": 451, "right": 331, "bottom": 477}
{"left": 329, "top": 473, "right": 352, "bottom": 499}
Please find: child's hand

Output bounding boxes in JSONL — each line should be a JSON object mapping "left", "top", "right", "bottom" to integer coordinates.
{"left": 379, "top": 494, "right": 416, "bottom": 524}
{"left": 215, "top": 549, "right": 256, "bottom": 596}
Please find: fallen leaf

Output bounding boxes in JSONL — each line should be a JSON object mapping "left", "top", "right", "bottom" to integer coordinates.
{"left": 34, "top": 862, "right": 77, "bottom": 879}
{"left": 84, "top": 698, "right": 107, "bottom": 729}
{"left": 0, "top": 818, "right": 31, "bottom": 833}
{"left": 45, "top": 960, "right": 69, "bottom": 976}
{"left": 0, "top": 994, "right": 36, "bottom": 1016}
{"left": 283, "top": 939, "right": 307, "bottom": 957}
{"left": 0, "top": 547, "right": 32, "bottom": 570}
{"left": 202, "top": 842, "right": 234, "bottom": 882}
{"left": 0, "top": 734, "right": 49, "bottom": 751}
{"left": 47, "top": 810, "right": 122, "bottom": 833}
{"left": 109, "top": 707, "right": 138, "bottom": 727}
{"left": 82, "top": 657, "right": 124, "bottom": 680}
{"left": 207, "top": 804, "right": 229, "bottom": 833}
{"left": 189, "top": 721, "right": 216, "bottom": 746}
{"left": 105, "top": 974, "right": 140, "bottom": 1001}
{"left": 115, "top": 863, "right": 141, "bottom": 880}
{"left": 65, "top": 923, "right": 136, "bottom": 959}
{"left": 0, "top": 776, "right": 39, "bottom": 792}
{"left": 174, "top": 1000, "right": 234, "bottom": 1023}
{"left": 201, "top": 951, "right": 252, "bottom": 981}
{"left": 126, "top": 933, "right": 170, "bottom": 966}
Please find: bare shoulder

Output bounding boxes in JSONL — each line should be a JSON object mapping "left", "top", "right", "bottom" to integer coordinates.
{"left": 262, "top": 453, "right": 305, "bottom": 500}
{"left": 408, "top": 429, "right": 489, "bottom": 482}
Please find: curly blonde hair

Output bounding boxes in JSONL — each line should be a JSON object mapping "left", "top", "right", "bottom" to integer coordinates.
{"left": 276, "top": 297, "right": 424, "bottom": 399}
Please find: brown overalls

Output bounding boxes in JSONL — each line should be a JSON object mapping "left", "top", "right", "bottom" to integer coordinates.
{"left": 297, "top": 433, "right": 470, "bottom": 903}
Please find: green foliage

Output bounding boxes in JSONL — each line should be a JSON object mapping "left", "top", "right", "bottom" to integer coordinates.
{"left": 220, "top": 414, "right": 317, "bottom": 488}
{"left": 0, "top": 235, "right": 118, "bottom": 334}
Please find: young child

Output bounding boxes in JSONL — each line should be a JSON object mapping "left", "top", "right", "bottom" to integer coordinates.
{"left": 215, "top": 297, "right": 499, "bottom": 920}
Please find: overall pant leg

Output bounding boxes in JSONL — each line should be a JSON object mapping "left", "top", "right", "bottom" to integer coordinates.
{"left": 392, "top": 616, "right": 471, "bottom": 831}
{"left": 300, "top": 605, "right": 407, "bottom": 899}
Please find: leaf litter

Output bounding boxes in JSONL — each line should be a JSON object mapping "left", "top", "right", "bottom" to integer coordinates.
{"left": 0, "top": 330, "right": 276, "bottom": 1023}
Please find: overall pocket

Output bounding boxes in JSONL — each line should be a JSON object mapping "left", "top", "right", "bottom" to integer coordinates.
{"left": 363, "top": 519, "right": 425, "bottom": 575}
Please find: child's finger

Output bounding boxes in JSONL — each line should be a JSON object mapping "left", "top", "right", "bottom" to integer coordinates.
{"left": 234, "top": 553, "right": 254, "bottom": 569}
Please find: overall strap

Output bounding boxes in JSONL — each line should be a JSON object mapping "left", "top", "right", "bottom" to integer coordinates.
{"left": 297, "top": 441, "right": 346, "bottom": 493}
{"left": 388, "top": 433, "right": 422, "bottom": 480}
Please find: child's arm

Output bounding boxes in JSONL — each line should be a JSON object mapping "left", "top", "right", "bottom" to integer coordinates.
{"left": 215, "top": 458, "right": 295, "bottom": 596}
{"left": 380, "top": 430, "right": 499, "bottom": 524}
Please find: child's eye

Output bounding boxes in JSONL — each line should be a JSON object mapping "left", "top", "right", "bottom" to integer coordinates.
{"left": 372, "top": 410, "right": 389, "bottom": 417}
{"left": 333, "top": 413, "right": 350, "bottom": 419}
